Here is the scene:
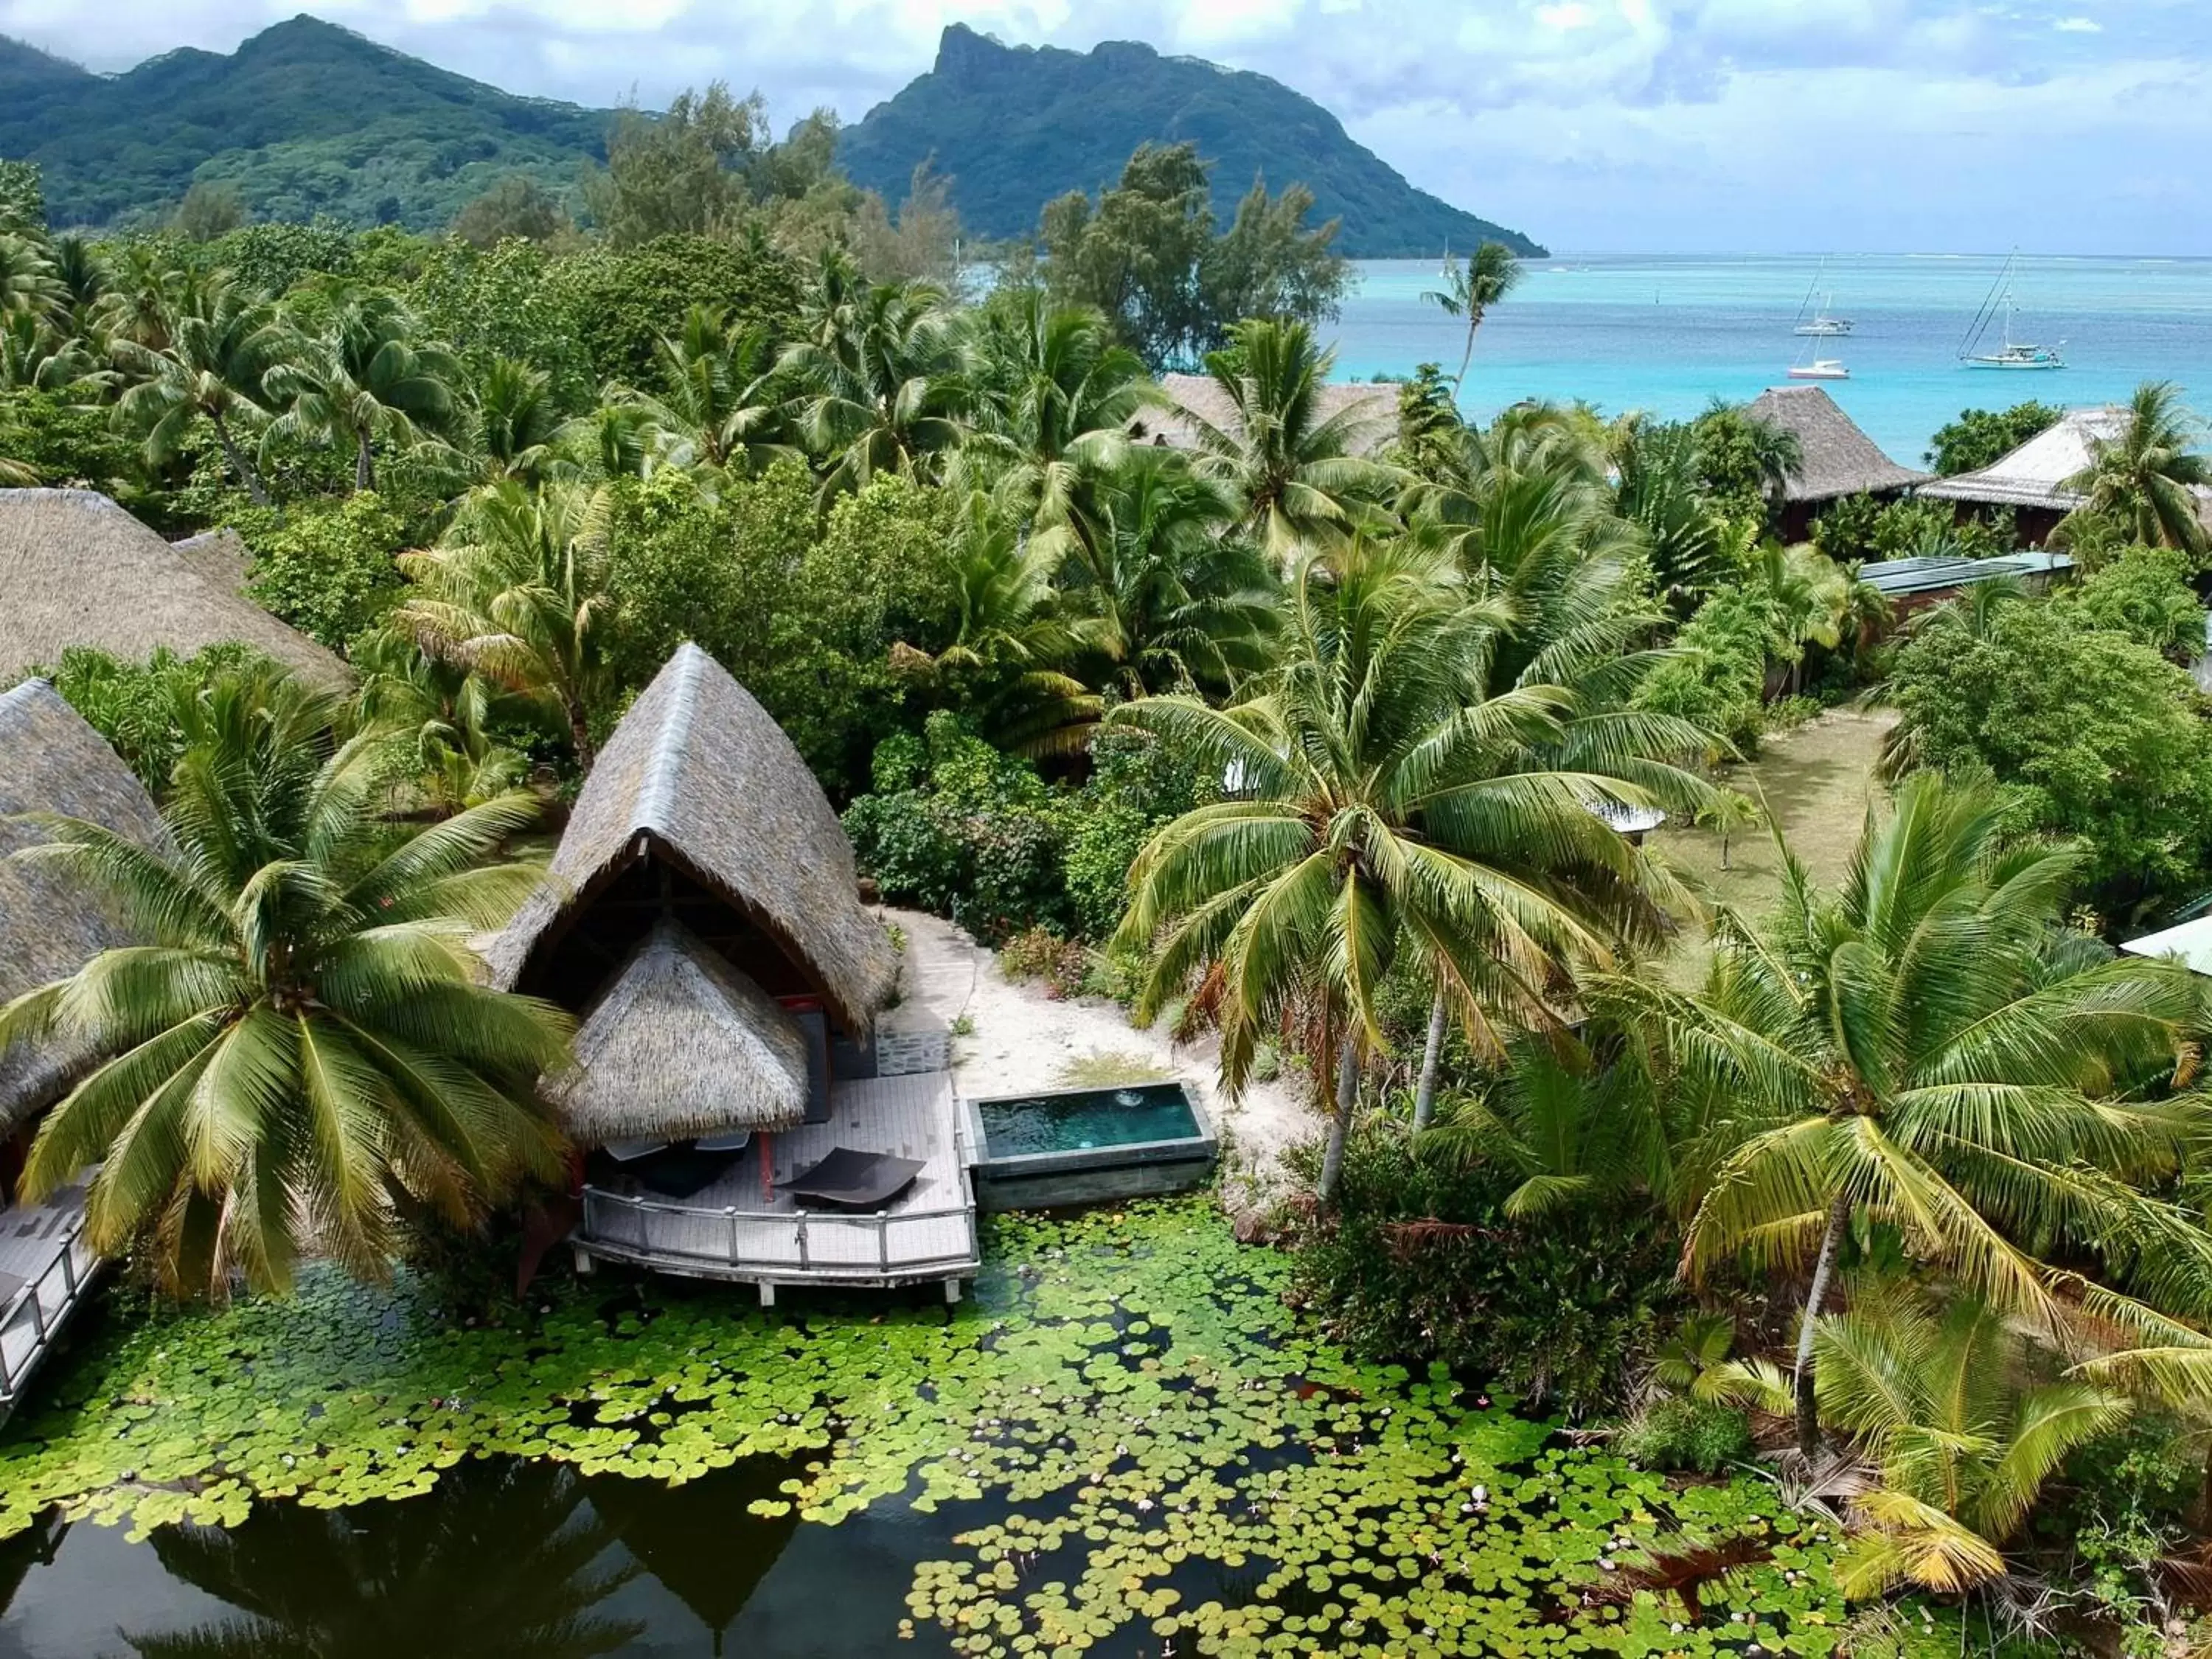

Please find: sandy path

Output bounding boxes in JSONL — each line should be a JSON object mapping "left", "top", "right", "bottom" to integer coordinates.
{"left": 883, "top": 908, "right": 1317, "bottom": 1198}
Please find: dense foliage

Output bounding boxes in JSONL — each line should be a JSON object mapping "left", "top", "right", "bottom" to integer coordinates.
{"left": 1925, "top": 400, "right": 2064, "bottom": 476}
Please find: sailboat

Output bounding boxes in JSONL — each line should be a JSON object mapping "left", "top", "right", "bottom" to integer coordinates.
{"left": 1960, "top": 251, "right": 2065, "bottom": 370}
{"left": 1788, "top": 358, "right": 1851, "bottom": 381}
{"left": 1791, "top": 259, "right": 1854, "bottom": 336}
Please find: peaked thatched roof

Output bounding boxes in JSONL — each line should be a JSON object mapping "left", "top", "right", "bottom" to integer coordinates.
{"left": 546, "top": 919, "right": 809, "bottom": 1145}
{"left": 171, "top": 527, "right": 256, "bottom": 598}
{"left": 483, "top": 643, "right": 896, "bottom": 1032}
{"left": 0, "top": 490, "right": 349, "bottom": 689}
{"left": 1747, "top": 386, "right": 1927, "bottom": 504}
{"left": 0, "top": 679, "right": 169, "bottom": 1132}
{"left": 1919, "top": 406, "right": 2129, "bottom": 511}
{"left": 1139, "top": 374, "right": 1399, "bottom": 458}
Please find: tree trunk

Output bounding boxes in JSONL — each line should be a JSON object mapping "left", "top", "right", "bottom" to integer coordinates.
{"left": 355, "top": 431, "right": 375, "bottom": 495}
{"left": 1794, "top": 1192, "right": 1852, "bottom": 1459}
{"left": 1719, "top": 828, "right": 1733, "bottom": 872}
{"left": 1317, "top": 1033, "right": 1360, "bottom": 1208}
{"left": 566, "top": 703, "right": 596, "bottom": 774}
{"left": 1413, "top": 987, "right": 1448, "bottom": 1133}
{"left": 210, "top": 411, "right": 271, "bottom": 508}
{"left": 1453, "top": 310, "right": 1483, "bottom": 397}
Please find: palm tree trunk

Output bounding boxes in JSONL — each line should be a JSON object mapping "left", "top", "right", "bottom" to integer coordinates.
{"left": 1453, "top": 312, "right": 1481, "bottom": 397}
{"left": 566, "top": 703, "right": 596, "bottom": 774}
{"left": 1412, "top": 987, "right": 1448, "bottom": 1133}
{"left": 209, "top": 411, "right": 271, "bottom": 508}
{"left": 355, "top": 430, "right": 375, "bottom": 495}
{"left": 1316, "top": 1033, "right": 1360, "bottom": 1207}
{"left": 1794, "top": 1192, "right": 1851, "bottom": 1459}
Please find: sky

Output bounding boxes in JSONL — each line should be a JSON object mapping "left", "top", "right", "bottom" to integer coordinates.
{"left": 2, "top": 0, "right": 2208, "bottom": 255}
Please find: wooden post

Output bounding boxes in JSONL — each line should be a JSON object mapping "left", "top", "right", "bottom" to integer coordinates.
{"left": 945, "top": 1277, "right": 962, "bottom": 1305}
{"left": 759, "top": 1132, "right": 774, "bottom": 1203}
{"left": 758, "top": 1280, "right": 776, "bottom": 1308}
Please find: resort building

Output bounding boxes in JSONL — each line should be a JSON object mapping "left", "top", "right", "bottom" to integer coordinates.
{"left": 0, "top": 489, "right": 349, "bottom": 689}
{"left": 0, "top": 679, "right": 164, "bottom": 1417}
{"left": 1745, "top": 386, "right": 1928, "bottom": 543}
{"left": 483, "top": 643, "right": 978, "bottom": 1303}
{"left": 1857, "top": 549, "right": 2074, "bottom": 612}
{"left": 1134, "top": 374, "right": 1399, "bottom": 457}
{"left": 1917, "top": 406, "right": 2128, "bottom": 548}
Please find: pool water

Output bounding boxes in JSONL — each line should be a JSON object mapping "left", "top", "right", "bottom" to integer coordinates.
{"left": 973, "top": 1082, "right": 1200, "bottom": 1158}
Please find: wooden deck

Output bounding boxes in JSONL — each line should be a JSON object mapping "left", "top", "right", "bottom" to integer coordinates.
{"left": 575, "top": 1071, "right": 978, "bottom": 1297}
{"left": 0, "top": 1182, "right": 99, "bottom": 1422}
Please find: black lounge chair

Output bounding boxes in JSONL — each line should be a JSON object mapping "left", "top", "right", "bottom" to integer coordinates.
{"left": 777, "top": 1147, "right": 925, "bottom": 1211}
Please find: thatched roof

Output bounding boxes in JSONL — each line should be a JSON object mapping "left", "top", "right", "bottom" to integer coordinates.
{"left": 171, "top": 528, "right": 256, "bottom": 598}
{"left": 483, "top": 643, "right": 896, "bottom": 1033}
{"left": 1747, "top": 386, "right": 1927, "bottom": 504}
{"left": 546, "top": 919, "right": 809, "bottom": 1144}
{"left": 1138, "top": 374, "right": 1399, "bottom": 458}
{"left": 0, "top": 490, "right": 349, "bottom": 689}
{"left": 0, "top": 679, "right": 169, "bottom": 1132}
{"left": 1919, "top": 406, "right": 2129, "bottom": 512}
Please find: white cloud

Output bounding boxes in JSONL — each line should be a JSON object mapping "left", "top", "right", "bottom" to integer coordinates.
{"left": 2053, "top": 15, "right": 2102, "bottom": 29}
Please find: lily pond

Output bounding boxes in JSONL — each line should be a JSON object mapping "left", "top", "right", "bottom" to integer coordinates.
{"left": 0, "top": 1202, "right": 1852, "bottom": 1658}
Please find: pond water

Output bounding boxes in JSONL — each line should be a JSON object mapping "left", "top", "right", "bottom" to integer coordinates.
{"left": 973, "top": 1083, "right": 1203, "bottom": 1158}
{"left": 0, "top": 1205, "right": 1846, "bottom": 1657}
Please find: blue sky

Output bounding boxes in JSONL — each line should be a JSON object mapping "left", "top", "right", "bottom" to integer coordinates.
{"left": 1, "top": 1, "right": 2204, "bottom": 255}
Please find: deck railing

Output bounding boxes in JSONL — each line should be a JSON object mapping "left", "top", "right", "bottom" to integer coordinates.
{"left": 578, "top": 1185, "right": 980, "bottom": 1281}
{"left": 0, "top": 1200, "right": 97, "bottom": 1406}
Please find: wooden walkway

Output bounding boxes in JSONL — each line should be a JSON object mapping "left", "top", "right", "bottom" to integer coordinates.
{"left": 0, "top": 1183, "right": 98, "bottom": 1422}
{"left": 577, "top": 1071, "right": 978, "bottom": 1295}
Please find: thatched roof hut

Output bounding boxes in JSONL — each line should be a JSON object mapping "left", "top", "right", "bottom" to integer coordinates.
{"left": 547, "top": 919, "right": 810, "bottom": 1147}
{"left": 1747, "top": 386, "right": 1927, "bottom": 512}
{"left": 0, "top": 490, "right": 349, "bottom": 689}
{"left": 1919, "top": 406, "right": 2126, "bottom": 514}
{"left": 1138, "top": 374, "right": 1399, "bottom": 458}
{"left": 483, "top": 643, "right": 895, "bottom": 1037}
{"left": 0, "top": 679, "right": 168, "bottom": 1136}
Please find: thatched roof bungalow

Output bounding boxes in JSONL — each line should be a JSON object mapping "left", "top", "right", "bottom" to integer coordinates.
{"left": 1135, "top": 374, "right": 1399, "bottom": 458}
{"left": 1745, "top": 386, "right": 1928, "bottom": 541}
{"left": 485, "top": 644, "right": 896, "bottom": 1150}
{"left": 0, "top": 490, "right": 349, "bottom": 689}
{"left": 0, "top": 680, "right": 167, "bottom": 1187}
{"left": 1918, "top": 406, "right": 2128, "bottom": 546}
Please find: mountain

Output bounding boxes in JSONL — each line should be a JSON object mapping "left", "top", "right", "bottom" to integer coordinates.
{"left": 0, "top": 15, "right": 608, "bottom": 230}
{"left": 839, "top": 26, "right": 1543, "bottom": 260}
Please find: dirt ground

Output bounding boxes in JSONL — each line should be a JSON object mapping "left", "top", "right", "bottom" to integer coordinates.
{"left": 1648, "top": 706, "right": 1897, "bottom": 984}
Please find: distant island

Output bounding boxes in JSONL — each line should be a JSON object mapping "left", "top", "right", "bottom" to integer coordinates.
{"left": 0, "top": 15, "right": 1542, "bottom": 257}
{"left": 841, "top": 27, "right": 1545, "bottom": 261}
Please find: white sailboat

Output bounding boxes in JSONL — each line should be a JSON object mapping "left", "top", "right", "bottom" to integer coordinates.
{"left": 1960, "top": 251, "right": 2065, "bottom": 370}
{"left": 1788, "top": 358, "right": 1851, "bottom": 381}
{"left": 1791, "top": 260, "right": 1854, "bottom": 336}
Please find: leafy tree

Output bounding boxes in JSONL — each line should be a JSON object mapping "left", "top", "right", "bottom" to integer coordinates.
{"left": 0, "top": 666, "right": 571, "bottom": 1295}
{"left": 451, "top": 174, "right": 571, "bottom": 248}
{"left": 1422, "top": 240, "right": 1522, "bottom": 394}
{"left": 114, "top": 274, "right": 288, "bottom": 505}
{"left": 0, "top": 159, "right": 44, "bottom": 233}
{"left": 1114, "top": 540, "right": 1685, "bottom": 1205}
{"left": 266, "top": 288, "right": 462, "bottom": 493}
{"left": 2060, "top": 380, "right": 2210, "bottom": 559}
{"left": 1927, "top": 400, "right": 2063, "bottom": 476}
{"left": 206, "top": 221, "right": 357, "bottom": 299}
{"left": 1600, "top": 774, "right": 2202, "bottom": 1459}
{"left": 2071, "top": 544, "right": 2207, "bottom": 658}
{"left": 172, "top": 180, "right": 248, "bottom": 243}
{"left": 1184, "top": 317, "right": 1400, "bottom": 560}
{"left": 1690, "top": 400, "right": 1802, "bottom": 527}
{"left": 234, "top": 493, "right": 411, "bottom": 649}
{"left": 1038, "top": 142, "right": 1347, "bottom": 372}
{"left": 538, "top": 234, "right": 801, "bottom": 389}
{"left": 396, "top": 482, "right": 621, "bottom": 769}
{"left": 582, "top": 83, "right": 763, "bottom": 248}
{"left": 44, "top": 644, "right": 271, "bottom": 790}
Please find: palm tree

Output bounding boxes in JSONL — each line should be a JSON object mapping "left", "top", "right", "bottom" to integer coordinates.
{"left": 0, "top": 231, "right": 61, "bottom": 323}
{"left": 469, "top": 356, "right": 571, "bottom": 489}
{"left": 266, "top": 289, "right": 461, "bottom": 493}
{"left": 349, "top": 630, "right": 536, "bottom": 818}
{"left": 1183, "top": 318, "right": 1402, "bottom": 561}
{"left": 0, "top": 666, "right": 571, "bottom": 1295}
{"left": 1599, "top": 774, "right": 2205, "bottom": 1460}
{"left": 616, "top": 305, "right": 798, "bottom": 479}
{"left": 1062, "top": 447, "right": 1277, "bottom": 698}
{"left": 1, "top": 308, "right": 108, "bottom": 395}
{"left": 1611, "top": 416, "right": 1725, "bottom": 605}
{"left": 394, "top": 481, "right": 620, "bottom": 771}
{"left": 1113, "top": 540, "right": 1688, "bottom": 1204}
{"left": 2060, "top": 380, "right": 2210, "bottom": 556}
{"left": 114, "top": 274, "right": 288, "bottom": 505}
{"left": 1422, "top": 240, "right": 1523, "bottom": 394}
{"left": 781, "top": 277, "right": 968, "bottom": 500}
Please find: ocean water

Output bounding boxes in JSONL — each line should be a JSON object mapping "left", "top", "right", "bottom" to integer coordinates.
{"left": 1326, "top": 253, "right": 2212, "bottom": 466}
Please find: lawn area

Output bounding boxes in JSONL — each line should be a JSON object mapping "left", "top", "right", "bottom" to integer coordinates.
{"left": 1650, "top": 706, "right": 1897, "bottom": 985}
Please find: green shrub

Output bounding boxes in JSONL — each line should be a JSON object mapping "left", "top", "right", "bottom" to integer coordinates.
{"left": 998, "top": 925, "right": 1091, "bottom": 998}
{"left": 1284, "top": 1124, "right": 1683, "bottom": 1419}
{"left": 1615, "top": 1397, "right": 1754, "bottom": 1475}
{"left": 234, "top": 493, "right": 411, "bottom": 649}
{"left": 45, "top": 643, "right": 271, "bottom": 791}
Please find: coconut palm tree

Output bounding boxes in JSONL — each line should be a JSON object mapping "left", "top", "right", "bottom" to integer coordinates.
{"left": 394, "top": 481, "right": 620, "bottom": 771}
{"left": 2061, "top": 380, "right": 2210, "bottom": 557}
{"left": 113, "top": 275, "right": 288, "bottom": 505}
{"left": 1112, "top": 540, "right": 1688, "bottom": 1204}
{"left": 616, "top": 305, "right": 798, "bottom": 479}
{"left": 467, "top": 356, "right": 571, "bottom": 489}
{"left": 781, "top": 277, "right": 969, "bottom": 500}
{"left": 1183, "top": 318, "right": 1402, "bottom": 561}
{"left": 0, "top": 666, "right": 571, "bottom": 1295}
{"left": 0, "top": 308, "right": 108, "bottom": 395}
{"left": 265, "top": 288, "right": 461, "bottom": 493}
{"left": 1599, "top": 774, "right": 2207, "bottom": 1460}
{"left": 1422, "top": 240, "right": 1523, "bottom": 394}
{"left": 0, "top": 230, "right": 61, "bottom": 323}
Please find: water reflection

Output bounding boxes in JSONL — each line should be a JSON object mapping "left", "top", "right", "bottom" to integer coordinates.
{"left": 119, "top": 1461, "right": 644, "bottom": 1659}
{"left": 583, "top": 1458, "right": 804, "bottom": 1656}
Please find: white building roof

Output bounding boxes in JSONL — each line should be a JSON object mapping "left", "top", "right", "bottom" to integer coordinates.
{"left": 1919, "top": 406, "right": 2129, "bottom": 512}
{"left": 2121, "top": 916, "right": 2212, "bottom": 978}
